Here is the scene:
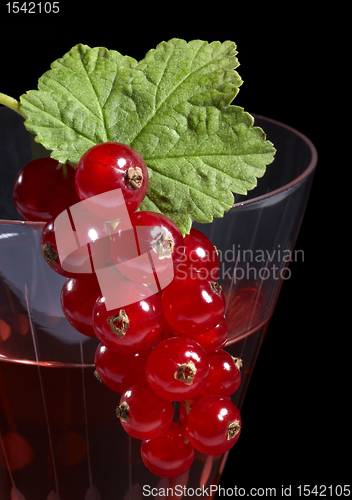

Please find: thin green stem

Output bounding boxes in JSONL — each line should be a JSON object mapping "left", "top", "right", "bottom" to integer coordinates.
{"left": 0, "top": 93, "right": 24, "bottom": 116}
{"left": 57, "top": 162, "right": 68, "bottom": 180}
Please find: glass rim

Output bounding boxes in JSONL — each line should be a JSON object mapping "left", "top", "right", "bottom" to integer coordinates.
{"left": 0, "top": 113, "right": 318, "bottom": 226}
{"left": 232, "top": 113, "right": 318, "bottom": 209}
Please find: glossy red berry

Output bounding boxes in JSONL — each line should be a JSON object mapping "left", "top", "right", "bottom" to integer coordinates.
{"left": 201, "top": 350, "right": 242, "bottom": 397}
{"left": 176, "top": 228, "right": 220, "bottom": 280}
{"left": 12, "top": 158, "right": 80, "bottom": 223}
{"left": 40, "top": 208, "right": 111, "bottom": 278}
{"left": 141, "top": 422, "right": 195, "bottom": 478}
{"left": 178, "top": 317, "right": 229, "bottom": 351}
{"left": 75, "top": 142, "right": 148, "bottom": 218}
{"left": 61, "top": 275, "right": 101, "bottom": 337}
{"left": 146, "top": 337, "right": 209, "bottom": 401}
{"left": 94, "top": 344, "right": 149, "bottom": 393}
{"left": 116, "top": 382, "right": 174, "bottom": 440}
{"left": 111, "top": 210, "right": 185, "bottom": 286}
{"left": 40, "top": 219, "right": 70, "bottom": 278}
{"left": 162, "top": 275, "right": 226, "bottom": 336}
{"left": 92, "top": 282, "right": 164, "bottom": 354}
{"left": 186, "top": 395, "right": 241, "bottom": 455}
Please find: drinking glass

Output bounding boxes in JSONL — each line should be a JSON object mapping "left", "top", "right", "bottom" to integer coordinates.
{"left": 0, "top": 106, "right": 317, "bottom": 499}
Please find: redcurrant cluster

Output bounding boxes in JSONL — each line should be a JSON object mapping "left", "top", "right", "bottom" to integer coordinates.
{"left": 12, "top": 142, "right": 242, "bottom": 479}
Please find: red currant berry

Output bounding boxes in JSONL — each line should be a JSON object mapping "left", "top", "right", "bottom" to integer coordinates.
{"left": 176, "top": 228, "right": 220, "bottom": 280}
{"left": 162, "top": 275, "right": 225, "bottom": 336}
{"left": 146, "top": 337, "right": 209, "bottom": 401}
{"left": 92, "top": 282, "right": 164, "bottom": 354}
{"left": 178, "top": 317, "right": 228, "bottom": 351}
{"left": 186, "top": 395, "right": 241, "bottom": 455}
{"left": 94, "top": 344, "right": 149, "bottom": 393}
{"left": 201, "top": 351, "right": 242, "bottom": 397}
{"left": 116, "top": 382, "right": 173, "bottom": 440}
{"left": 141, "top": 422, "right": 195, "bottom": 478}
{"left": 40, "top": 209, "right": 110, "bottom": 278}
{"left": 75, "top": 142, "right": 148, "bottom": 218}
{"left": 61, "top": 275, "right": 101, "bottom": 337}
{"left": 12, "top": 158, "right": 80, "bottom": 223}
{"left": 111, "top": 210, "right": 185, "bottom": 286}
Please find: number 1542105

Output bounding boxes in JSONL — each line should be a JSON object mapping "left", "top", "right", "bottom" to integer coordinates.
{"left": 6, "top": 2, "right": 60, "bottom": 13}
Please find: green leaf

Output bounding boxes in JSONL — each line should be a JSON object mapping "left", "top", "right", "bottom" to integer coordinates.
{"left": 19, "top": 39, "right": 275, "bottom": 235}
{"left": 20, "top": 44, "right": 139, "bottom": 162}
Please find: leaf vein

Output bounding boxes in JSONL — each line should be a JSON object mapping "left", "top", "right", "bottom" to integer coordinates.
{"left": 77, "top": 53, "right": 109, "bottom": 142}
{"left": 147, "top": 166, "right": 232, "bottom": 204}
{"left": 40, "top": 73, "right": 103, "bottom": 128}
{"left": 23, "top": 100, "right": 97, "bottom": 146}
{"left": 131, "top": 43, "right": 233, "bottom": 146}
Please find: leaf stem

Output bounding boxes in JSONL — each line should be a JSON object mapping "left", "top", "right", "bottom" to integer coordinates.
{"left": 0, "top": 93, "right": 24, "bottom": 117}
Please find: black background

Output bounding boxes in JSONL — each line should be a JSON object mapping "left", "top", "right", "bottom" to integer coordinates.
{"left": 1, "top": 4, "right": 347, "bottom": 496}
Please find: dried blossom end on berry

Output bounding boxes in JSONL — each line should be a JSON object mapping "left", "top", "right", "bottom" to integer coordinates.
{"left": 41, "top": 244, "right": 58, "bottom": 266}
{"left": 116, "top": 401, "right": 130, "bottom": 422}
{"left": 232, "top": 357, "right": 243, "bottom": 370}
{"left": 107, "top": 309, "right": 129, "bottom": 338}
{"left": 227, "top": 420, "right": 241, "bottom": 440}
{"left": 210, "top": 281, "right": 222, "bottom": 295}
{"left": 175, "top": 360, "right": 197, "bottom": 385}
{"left": 125, "top": 167, "right": 143, "bottom": 189}
{"left": 152, "top": 233, "right": 174, "bottom": 260}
